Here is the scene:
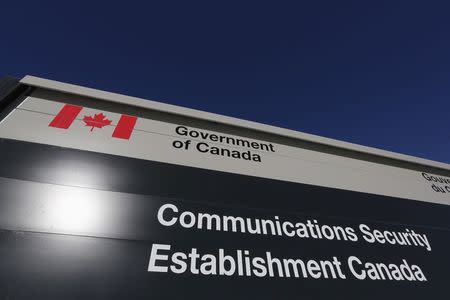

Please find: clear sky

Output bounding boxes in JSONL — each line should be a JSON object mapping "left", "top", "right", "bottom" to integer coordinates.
{"left": 1, "top": 1, "right": 449, "bottom": 163}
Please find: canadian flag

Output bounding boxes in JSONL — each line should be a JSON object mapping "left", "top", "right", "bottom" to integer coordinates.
{"left": 49, "top": 104, "right": 138, "bottom": 140}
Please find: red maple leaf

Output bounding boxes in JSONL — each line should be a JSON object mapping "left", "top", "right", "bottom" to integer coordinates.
{"left": 83, "top": 113, "right": 112, "bottom": 131}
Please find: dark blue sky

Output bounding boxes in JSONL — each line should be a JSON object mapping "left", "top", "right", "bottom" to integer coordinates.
{"left": 2, "top": 1, "right": 449, "bottom": 163}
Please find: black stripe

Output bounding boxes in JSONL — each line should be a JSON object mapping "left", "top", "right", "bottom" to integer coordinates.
{"left": 0, "top": 138, "right": 449, "bottom": 229}
{"left": 0, "top": 77, "right": 33, "bottom": 121}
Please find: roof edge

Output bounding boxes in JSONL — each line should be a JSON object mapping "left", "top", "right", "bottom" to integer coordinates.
{"left": 20, "top": 75, "right": 450, "bottom": 172}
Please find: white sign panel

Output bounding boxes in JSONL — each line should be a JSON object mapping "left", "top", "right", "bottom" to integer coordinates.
{"left": 0, "top": 96, "right": 448, "bottom": 205}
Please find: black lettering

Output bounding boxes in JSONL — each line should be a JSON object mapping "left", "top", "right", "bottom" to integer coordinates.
{"left": 175, "top": 126, "right": 188, "bottom": 136}
{"left": 197, "top": 142, "right": 209, "bottom": 153}
{"left": 251, "top": 142, "right": 260, "bottom": 149}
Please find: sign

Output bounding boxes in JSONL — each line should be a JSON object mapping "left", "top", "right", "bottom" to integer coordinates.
{"left": 0, "top": 89, "right": 449, "bottom": 299}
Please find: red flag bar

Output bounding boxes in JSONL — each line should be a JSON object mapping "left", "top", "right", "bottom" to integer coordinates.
{"left": 112, "top": 115, "right": 138, "bottom": 140}
{"left": 49, "top": 104, "right": 83, "bottom": 129}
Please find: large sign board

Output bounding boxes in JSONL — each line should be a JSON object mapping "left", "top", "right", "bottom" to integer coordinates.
{"left": 0, "top": 92, "right": 449, "bottom": 299}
